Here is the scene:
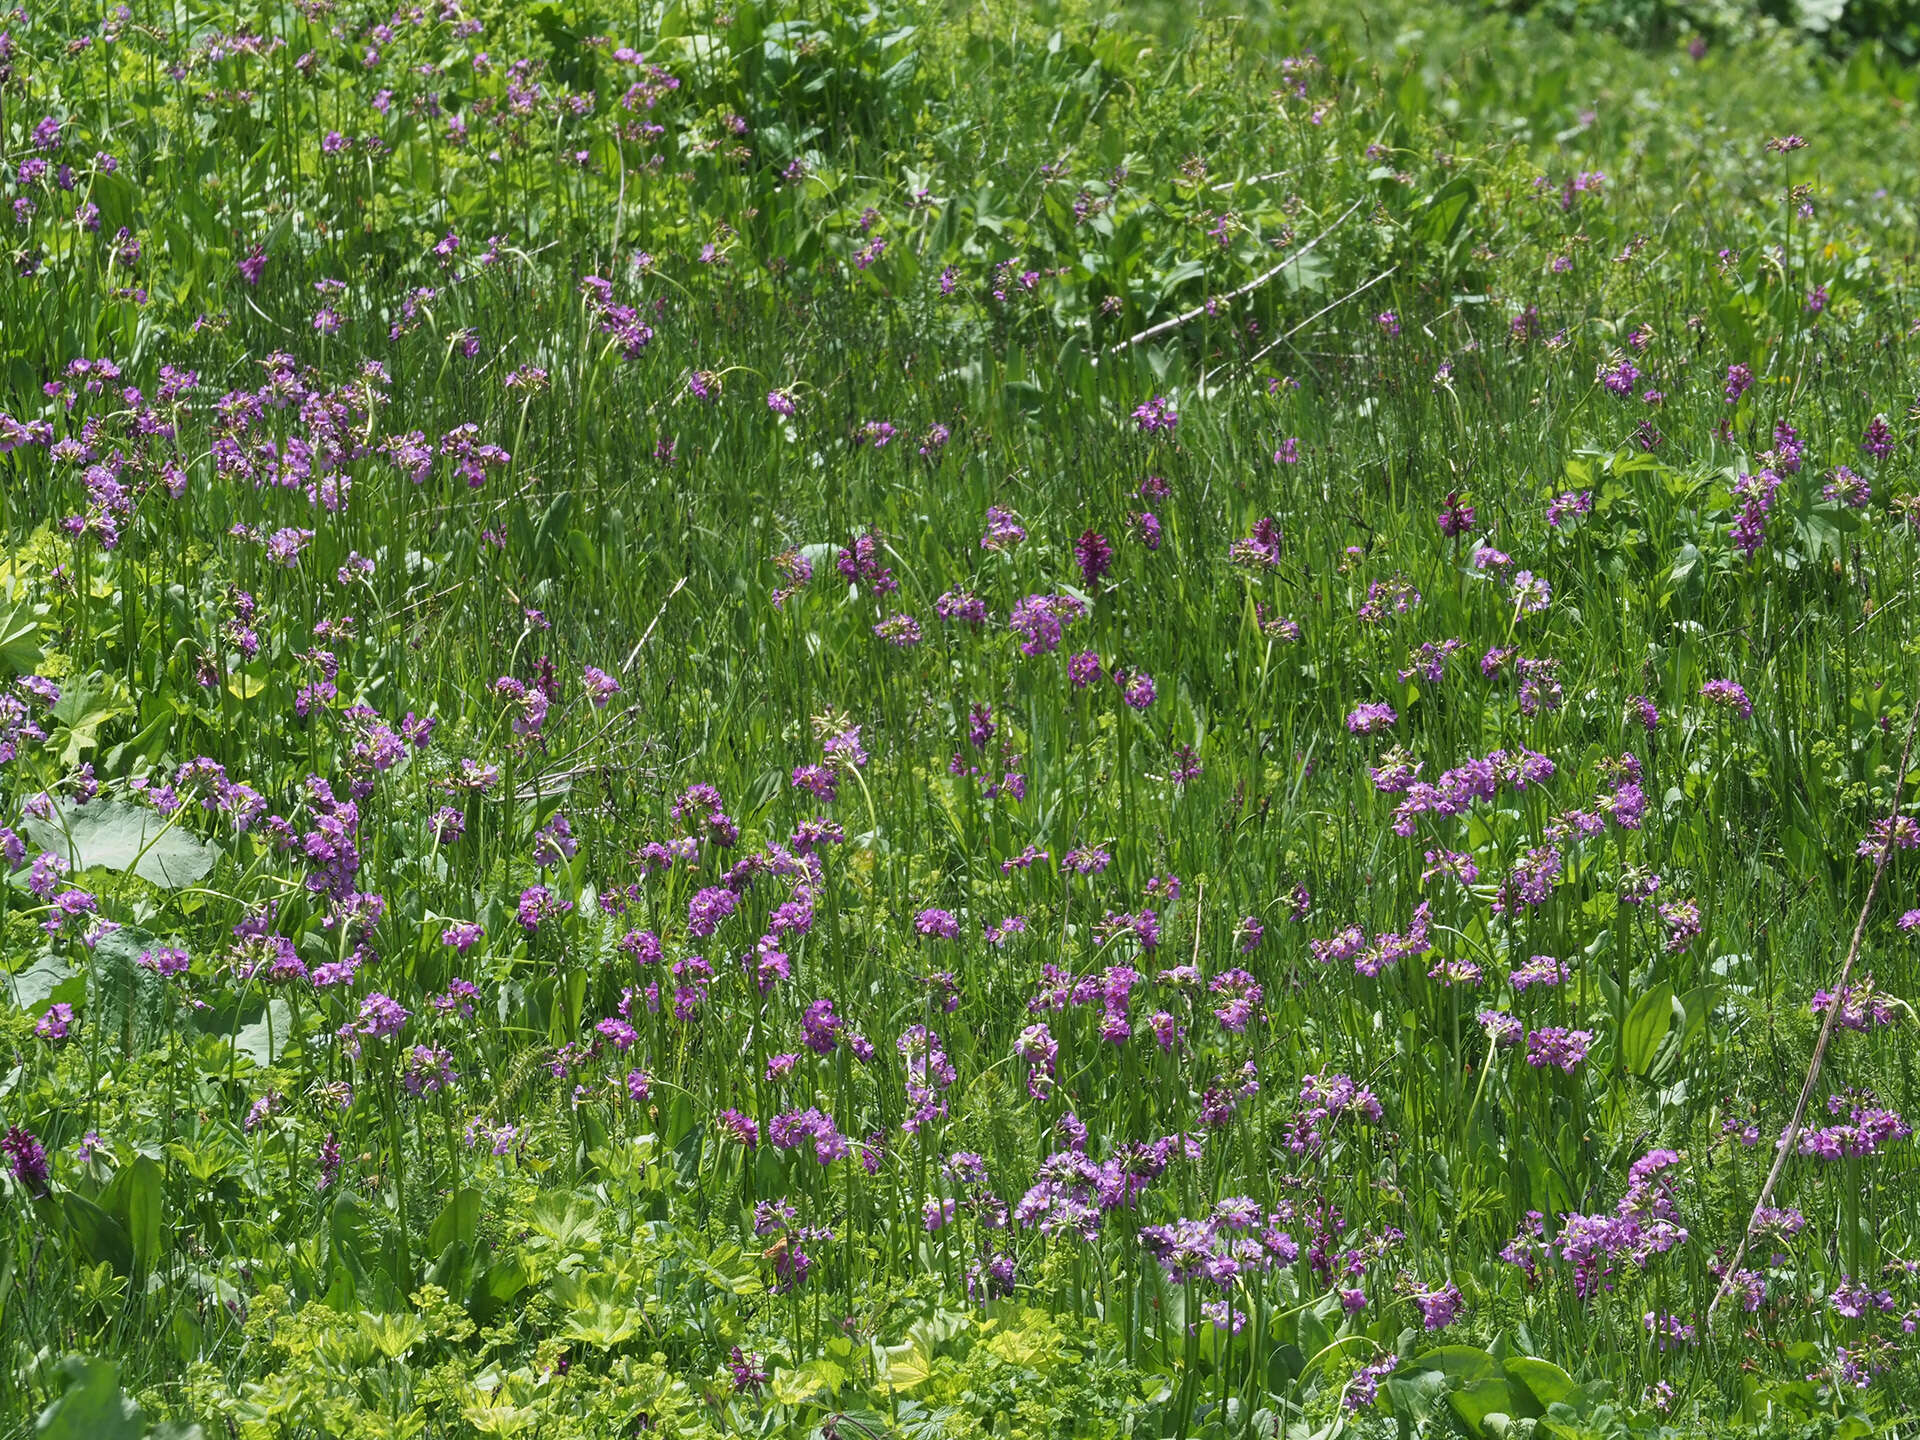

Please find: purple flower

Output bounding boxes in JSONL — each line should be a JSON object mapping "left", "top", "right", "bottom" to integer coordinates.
{"left": 582, "top": 665, "right": 622, "bottom": 707}
{"left": 35, "top": 1002, "right": 74, "bottom": 1042}
{"left": 718, "top": 1109, "right": 760, "bottom": 1148}
{"left": 1414, "top": 1281, "right": 1463, "bottom": 1329}
{"left": 1857, "top": 816, "right": 1920, "bottom": 859}
{"left": 981, "top": 506, "right": 1027, "bottom": 551}
{"left": 1118, "top": 670, "right": 1156, "bottom": 709}
{"left": 914, "top": 907, "right": 960, "bottom": 940}
{"left": 1478, "top": 1009, "right": 1524, "bottom": 1047}
{"left": 1510, "top": 955, "right": 1568, "bottom": 992}
{"left": 3, "top": 1127, "right": 50, "bottom": 1196}
{"left": 1511, "top": 570, "right": 1551, "bottom": 614}
{"left": 1659, "top": 899, "right": 1702, "bottom": 951}
{"left": 356, "top": 992, "right": 410, "bottom": 1041}
{"left": 1862, "top": 414, "right": 1896, "bottom": 459}
{"left": 1526, "top": 1026, "right": 1593, "bottom": 1072}
{"left": 935, "top": 589, "right": 988, "bottom": 623}
{"left": 687, "top": 886, "right": 739, "bottom": 938}
{"left": 1132, "top": 395, "right": 1178, "bottom": 433}
{"left": 1229, "top": 517, "right": 1283, "bottom": 569}
{"left": 532, "top": 813, "right": 578, "bottom": 868}
{"left": 1007, "top": 593, "right": 1086, "bottom": 657}
{"left": 1700, "top": 679, "right": 1752, "bottom": 718}
{"left": 1437, "top": 493, "right": 1474, "bottom": 537}
{"left": 1345, "top": 702, "right": 1397, "bottom": 735}
{"left": 1074, "top": 530, "right": 1113, "bottom": 586}
{"left": 516, "top": 884, "right": 573, "bottom": 932}
{"left": 872, "top": 612, "right": 922, "bottom": 646}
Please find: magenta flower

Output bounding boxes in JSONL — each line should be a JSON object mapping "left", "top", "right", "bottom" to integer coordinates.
{"left": 1525, "top": 1026, "right": 1593, "bottom": 1072}
{"left": 1345, "top": 702, "right": 1397, "bottom": 735}
{"left": 1699, "top": 679, "right": 1752, "bottom": 718}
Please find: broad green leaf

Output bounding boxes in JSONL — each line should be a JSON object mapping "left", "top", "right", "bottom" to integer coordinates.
{"left": 1622, "top": 984, "right": 1676, "bottom": 1076}
{"left": 429, "top": 1188, "right": 483, "bottom": 1255}
{"left": 1408, "top": 1345, "right": 1501, "bottom": 1382}
{"left": 124, "top": 1156, "right": 164, "bottom": 1274}
{"left": 232, "top": 1000, "right": 292, "bottom": 1068}
{"left": 48, "top": 678, "right": 135, "bottom": 767}
{"left": 4, "top": 955, "right": 82, "bottom": 1012}
{"left": 61, "top": 1194, "right": 134, "bottom": 1276}
{"left": 879, "top": 1336, "right": 935, "bottom": 1392}
{"left": 0, "top": 595, "right": 44, "bottom": 674}
{"left": 33, "top": 1356, "right": 145, "bottom": 1440}
{"left": 358, "top": 1310, "right": 427, "bottom": 1361}
{"left": 23, "top": 799, "right": 219, "bottom": 890}
{"left": 1504, "top": 1356, "right": 1576, "bottom": 1409}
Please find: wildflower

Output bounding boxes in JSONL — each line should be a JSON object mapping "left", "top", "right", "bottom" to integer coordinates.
{"left": 1436, "top": 493, "right": 1474, "bottom": 537}
{"left": 1117, "top": 670, "right": 1156, "bottom": 709}
{"left": 582, "top": 665, "right": 622, "bottom": 707}
{"left": 1229, "top": 518, "right": 1283, "bottom": 569}
{"left": 1823, "top": 467, "right": 1871, "bottom": 507}
{"left": 1730, "top": 470, "right": 1783, "bottom": 559}
{"left": 356, "top": 992, "right": 409, "bottom": 1041}
{"left": 1074, "top": 530, "right": 1113, "bottom": 586}
{"left": 1810, "top": 977, "right": 1898, "bottom": 1031}
{"left": 1132, "top": 395, "right": 1178, "bottom": 433}
{"left": 1858, "top": 816, "right": 1920, "bottom": 859}
{"left": 873, "top": 612, "right": 922, "bottom": 646}
{"left": 35, "top": 1003, "right": 74, "bottom": 1042}
{"left": 1345, "top": 702, "right": 1397, "bottom": 735}
{"left": 1546, "top": 491, "right": 1592, "bottom": 527}
{"left": 1413, "top": 1281, "right": 1463, "bottom": 1330}
{"left": 1526, "top": 1027, "right": 1593, "bottom": 1072}
{"left": 1007, "top": 593, "right": 1086, "bottom": 657}
{"left": 1479, "top": 1010, "right": 1524, "bottom": 1047}
{"left": 980, "top": 506, "right": 1027, "bottom": 551}
{"left": 1511, "top": 956, "right": 1568, "bottom": 992}
{"left": 1863, "top": 414, "right": 1896, "bottom": 459}
{"left": 1659, "top": 899, "right": 1702, "bottom": 951}
{"left": 532, "top": 813, "right": 578, "bottom": 869}
{"left": 1346, "top": 1354, "right": 1398, "bottom": 1411}
{"left": 914, "top": 908, "right": 960, "bottom": 941}
{"left": 138, "top": 945, "right": 190, "bottom": 977}
{"left": 1511, "top": 570, "right": 1551, "bottom": 614}
{"left": 4, "top": 1127, "right": 51, "bottom": 1195}
{"left": 1700, "top": 679, "right": 1752, "bottom": 717}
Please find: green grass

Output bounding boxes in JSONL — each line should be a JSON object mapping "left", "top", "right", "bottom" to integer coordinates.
{"left": 5, "top": 0, "right": 1920, "bottom": 1436}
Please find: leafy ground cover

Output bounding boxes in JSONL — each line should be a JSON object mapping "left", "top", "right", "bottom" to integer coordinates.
{"left": 6, "top": 0, "right": 1920, "bottom": 1435}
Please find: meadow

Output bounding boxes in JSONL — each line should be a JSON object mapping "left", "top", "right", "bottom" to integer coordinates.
{"left": 6, "top": 0, "right": 1920, "bottom": 1435}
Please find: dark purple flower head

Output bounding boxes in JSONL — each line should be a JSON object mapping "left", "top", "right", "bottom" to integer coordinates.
{"left": 1074, "top": 530, "right": 1113, "bottom": 586}
{"left": 3, "top": 1127, "right": 49, "bottom": 1195}
{"left": 1436, "top": 493, "right": 1474, "bottom": 538}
